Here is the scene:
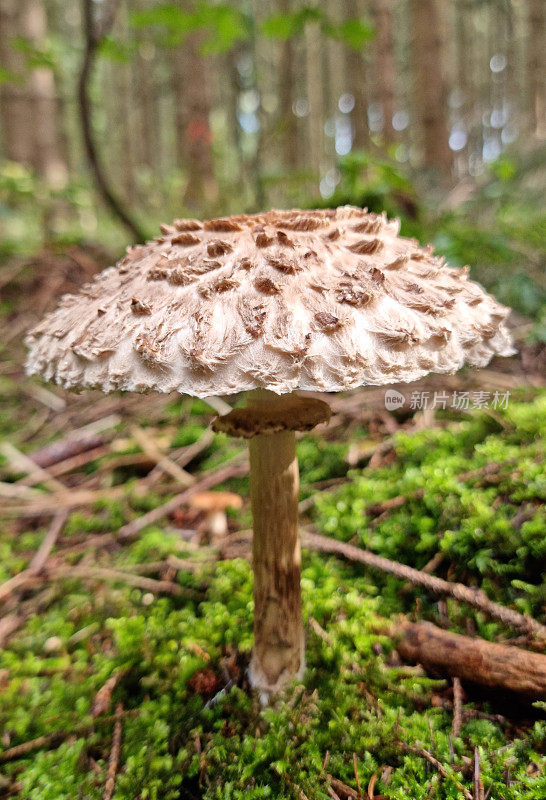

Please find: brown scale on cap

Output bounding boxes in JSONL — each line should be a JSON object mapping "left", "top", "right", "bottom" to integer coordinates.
{"left": 172, "top": 232, "right": 201, "bottom": 246}
{"left": 26, "top": 206, "right": 514, "bottom": 397}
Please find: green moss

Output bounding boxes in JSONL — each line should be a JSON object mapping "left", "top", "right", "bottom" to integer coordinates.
{"left": 0, "top": 394, "right": 544, "bottom": 798}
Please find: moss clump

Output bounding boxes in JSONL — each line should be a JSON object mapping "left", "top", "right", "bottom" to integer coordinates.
{"left": 0, "top": 394, "right": 544, "bottom": 798}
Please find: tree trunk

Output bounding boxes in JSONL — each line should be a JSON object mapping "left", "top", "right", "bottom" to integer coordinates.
{"left": 394, "top": 620, "right": 546, "bottom": 698}
{"left": 177, "top": 34, "right": 217, "bottom": 206}
{"left": 21, "top": 0, "right": 67, "bottom": 184}
{"left": 305, "top": 21, "right": 325, "bottom": 176}
{"left": 409, "top": 0, "right": 452, "bottom": 177}
{"left": 344, "top": 0, "right": 369, "bottom": 151}
{"left": 248, "top": 401, "right": 304, "bottom": 697}
{"left": 278, "top": 0, "right": 298, "bottom": 171}
{"left": 527, "top": 0, "right": 545, "bottom": 137}
{"left": 0, "top": 0, "right": 66, "bottom": 184}
{"left": 134, "top": 4, "right": 157, "bottom": 174}
{"left": 373, "top": 0, "right": 396, "bottom": 145}
{"left": 0, "top": 0, "right": 34, "bottom": 165}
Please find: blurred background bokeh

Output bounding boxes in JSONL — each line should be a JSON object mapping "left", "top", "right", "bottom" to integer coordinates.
{"left": 0, "top": 1, "right": 544, "bottom": 326}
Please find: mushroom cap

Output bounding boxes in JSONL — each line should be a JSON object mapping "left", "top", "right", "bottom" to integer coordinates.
{"left": 190, "top": 490, "right": 243, "bottom": 511}
{"left": 26, "top": 207, "right": 514, "bottom": 397}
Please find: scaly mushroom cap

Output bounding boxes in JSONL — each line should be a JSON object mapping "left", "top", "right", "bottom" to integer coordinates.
{"left": 26, "top": 207, "right": 514, "bottom": 396}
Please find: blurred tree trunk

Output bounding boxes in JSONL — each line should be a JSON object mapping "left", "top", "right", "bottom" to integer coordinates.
{"left": 305, "top": 20, "right": 324, "bottom": 176}
{"left": 409, "top": 0, "right": 452, "bottom": 177}
{"left": 21, "top": 0, "right": 67, "bottom": 185}
{"left": 134, "top": 11, "right": 157, "bottom": 174}
{"left": 527, "top": 0, "right": 545, "bottom": 137}
{"left": 116, "top": 0, "right": 136, "bottom": 201}
{"left": 345, "top": 0, "right": 369, "bottom": 150}
{"left": 278, "top": 0, "right": 298, "bottom": 170}
{"left": 373, "top": 0, "right": 395, "bottom": 145}
{"left": 172, "top": 37, "right": 187, "bottom": 171}
{"left": 0, "top": 0, "right": 66, "bottom": 184}
{"left": 0, "top": 0, "right": 34, "bottom": 165}
{"left": 172, "top": 2, "right": 217, "bottom": 207}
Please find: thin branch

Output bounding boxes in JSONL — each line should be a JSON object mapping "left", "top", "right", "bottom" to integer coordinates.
{"left": 117, "top": 456, "right": 248, "bottom": 541}
{"left": 102, "top": 703, "right": 123, "bottom": 800}
{"left": 303, "top": 530, "right": 546, "bottom": 641}
{"left": 78, "top": 0, "right": 145, "bottom": 241}
{"left": 0, "top": 710, "right": 138, "bottom": 763}
{"left": 400, "top": 743, "right": 472, "bottom": 800}
{"left": 452, "top": 677, "right": 463, "bottom": 738}
{"left": 29, "top": 510, "right": 68, "bottom": 573}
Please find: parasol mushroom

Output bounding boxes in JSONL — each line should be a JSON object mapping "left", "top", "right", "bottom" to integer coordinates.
{"left": 189, "top": 490, "right": 242, "bottom": 545}
{"left": 26, "top": 207, "right": 514, "bottom": 697}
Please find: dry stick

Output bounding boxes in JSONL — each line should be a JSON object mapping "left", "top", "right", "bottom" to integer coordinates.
{"left": 117, "top": 457, "right": 248, "bottom": 541}
{"left": 365, "top": 460, "right": 520, "bottom": 520}
{"left": 352, "top": 754, "right": 363, "bottom": 797}
{"left": 0, "top": 709, "right": 138, "bottom": 764}
{"left": 0, "top": 442, "right": 66, "bottom": 492}
{"left": 394, "top": 620, "right": 546, "bottom": 698}
{"left": 25, "top": 445, "right": 108, "bottom": 482}
{"left": 102, "top": 703, "right": 123, "bottom": 800}
{"left": 92, "top": 671, "right": 126, "bottom": 719}
{"left": 131, "top": 425, "right": 194, "bottom": 487}
{"left": 452, "top": 677, "right": 463, "bottom": 738}
{"left": 302, "top": 530, "right": 546, "bottom": 640}
{"left": 0, "top": 588, "right": 58, "bottom": 650}
{"left": 399, "top": 743, "right": 473, "bottom": 800}
{"left": 0, "top": 512, "right": 68, "bottom": 604}
{"left": 30, "top": 427, "right": 114, "bottom": 468}
{"left": 326, "top": 775, "right": 362, "bottom": 800}
{"left": 145, "top": 429, "right": 215, "bottom": 485}
{"left": 473, "top": 748, "right": 485, "bottom": 800}
{"left": 29, "top": 510, "right": 69, "bottom": 573}
{"left": 0, "top": 615, "right": 24, "bottom": 648}
{"left": 47, "top": 565, "right": 193, "bottom": 597}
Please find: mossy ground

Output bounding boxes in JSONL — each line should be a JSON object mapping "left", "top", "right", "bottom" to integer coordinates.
{"left": 0, "top": 377, "right": 544, "bottom": 799}
{"left": 0, "top": 163, "right": 545, "bottom": 797}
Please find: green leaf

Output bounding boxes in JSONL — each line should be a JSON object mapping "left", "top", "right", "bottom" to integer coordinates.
{"left": 130, "top": 3, "right": 192, "bottom": 34}
{"left": 0, "top": 65, "right": 22, "bottom": 86}
{"left": 333, "top": 17, "right": 374, "bottom": 49}
{"left": 12, "top": 36, "right": 56, "bottom": 70}
{"left": 261, "top": 12, "right": 300, "bottom": 40}
{"left": 97, "top": 37, "right": 137, "bottom": 64}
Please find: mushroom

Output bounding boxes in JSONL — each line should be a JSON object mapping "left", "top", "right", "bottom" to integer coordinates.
{"left": 26, "top": 207, "right": 514, "bottom": 698}
{"left": 189, "top": 490, "right": 242, "bottom": 545}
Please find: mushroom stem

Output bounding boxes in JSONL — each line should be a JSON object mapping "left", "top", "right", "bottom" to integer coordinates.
{"left": 247, "top": 393, "right": 304, "bottom": 696}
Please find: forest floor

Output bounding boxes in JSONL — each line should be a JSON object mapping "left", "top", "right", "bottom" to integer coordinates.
{"left": 0, "top": 248, "right": 545, "bottom": 799}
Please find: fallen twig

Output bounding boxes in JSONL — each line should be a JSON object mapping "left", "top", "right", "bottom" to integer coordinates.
{"left": 47, "top": 565, "right": 197, "bottom": 597}
{"left": 473, "top": 747, "right": 485, "bottom": 800}
{"left": 0, "top": 511, "right": 68, "bottom": 604}
{"left": 399, "top": 742, "right": 472, "bottom": 800}
{"left": 393, "top": 620, "right": 546, "bottom": 697}
{"left": 0, "top": 442, "right": 66, "bottom": 492}
{"left": 92, "top": 671, "right": 126, "bottom": 718}
{"left": 131, "top": 425, "right": 194, "bottom": 487}
{"left": 0, "top": 709, "right": 138, "bottom": 763}
{"left": 29, "top": 418, "right": 118, "bottom": 468}
{"left": 302, "top": 530, "right": 546, "bottom": 641}
{"left": 117, "top": 456, "right": 248, "bottom": 541}
{"left": 452, "top": 677, "right": 463, "bottom": 738}
{"left": 102, "top": 703, "right": 123, "bottom": 800}
{"left": 29, "top": 510, "right": 68, "bottom": 573}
